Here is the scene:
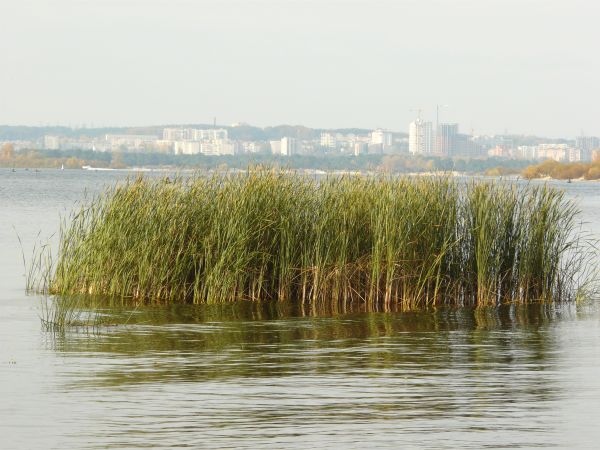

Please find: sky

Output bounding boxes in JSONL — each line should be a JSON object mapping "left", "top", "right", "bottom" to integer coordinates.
{"left": 0, "top": 0, "right": 598, "bottom": 137}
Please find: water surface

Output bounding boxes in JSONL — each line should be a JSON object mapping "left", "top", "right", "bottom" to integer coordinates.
{"left": 1, "top": 169, "right": 599, "bottom": 449}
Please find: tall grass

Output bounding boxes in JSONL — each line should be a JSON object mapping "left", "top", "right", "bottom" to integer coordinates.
{"left": 41, "top": 170, "right": 594, "bottom": 307}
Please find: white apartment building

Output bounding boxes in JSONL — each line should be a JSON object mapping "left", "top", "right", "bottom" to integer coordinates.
{"left": 280, "top": 137, "right": 298, "bottom": 156}
{"left": 201, "top": 139, "right": 235, "bottom": 156}
{"left": 173, "top": 141, "right": 200, "bottom": 155}
{"left": 370, "top": 129, "right": 393, "bottom": 148}
{"left": 165, "top": 128, "right": 233, "bottom": 155}
{"left": 241, "top": 141, "right": 263, "bottom": 154}
{"left": 515, "top": 146, "right": 538, "bottom": 160}
{"left": 409, "top": 119, "right": 433, "bottom": 155}
{"left": 173, "top": 139, "right": 235, "bottom": 156}
{"left": 569, "top": 148, "right": 582, "bottom": 162}
{"left": 536, "top": 144, "right": 571, "bottom": 162}
{"left": 270, "top": 140, "right": 282, "bottom": 155}
{"left": 320, "top": 132, "right": 337, "bottom": 150}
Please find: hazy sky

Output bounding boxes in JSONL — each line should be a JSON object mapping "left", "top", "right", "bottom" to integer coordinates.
{"left": 1, "top": 0, "right": 598, "bottom": 137}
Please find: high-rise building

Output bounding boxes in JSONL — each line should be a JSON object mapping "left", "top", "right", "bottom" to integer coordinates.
{"left": 436, "top": 123, "right": 458, "bottom": 156}
{"left": 409, "top": 119, "right": 433, "bottom": 155}
{"left": 280, "top": 137, "right": 298, "bottom": 156}
{"left": 576, "top": 136, "right": 599, "bottom": 162}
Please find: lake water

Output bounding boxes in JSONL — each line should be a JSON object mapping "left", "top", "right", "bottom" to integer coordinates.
{"left": 1, "top": 168, "right": 599, "bottom": 449}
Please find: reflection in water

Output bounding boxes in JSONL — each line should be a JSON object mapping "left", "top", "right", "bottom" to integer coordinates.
{"left": 35, "top": 301, "right": 590, "bottom": 448}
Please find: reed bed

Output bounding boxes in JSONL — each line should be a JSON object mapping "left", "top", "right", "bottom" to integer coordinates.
{"left": 43, "top": 170, "right": 594, "bottom": 307}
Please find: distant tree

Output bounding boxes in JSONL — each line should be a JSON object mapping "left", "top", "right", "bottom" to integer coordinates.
{"left": 380, "top": 155, "right": 399, "bottom": 172}
{"left": 585, "top": 165, "right": 600, "bottom": 180}
{"left": 0, "top": 143, "right": 15, "bottom": 160}
{"left": 110, "top": 151, "right": 126, "bottom": 169}
{"left": 64, "top": 157, "right": 82, "bottom": 169}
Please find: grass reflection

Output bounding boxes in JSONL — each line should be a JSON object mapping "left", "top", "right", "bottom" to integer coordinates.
{"left": 45, "top": 301, "right": 580, "bottom": 391}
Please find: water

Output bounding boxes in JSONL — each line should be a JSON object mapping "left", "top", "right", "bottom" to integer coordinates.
{"left": 1, "top": 168, "right": 599, "bottom": 449}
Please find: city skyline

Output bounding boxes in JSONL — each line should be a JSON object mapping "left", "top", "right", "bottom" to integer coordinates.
{"left": 3, "top": 120, "right": 598, "bottom": 163}
{"left": 1, "top": 0, "right": 599, "bottom": 138}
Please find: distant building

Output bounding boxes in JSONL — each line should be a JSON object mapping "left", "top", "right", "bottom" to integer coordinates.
{"left": 354, "top": 142, "right": 368, "bottom": 156}
{"left": 370, "top": 129, "right": 393, "bottom": 149}
{"left": 569, "top": 148, "right": 582, "bottom": 162}
{"left": 163, "top": 128, "right": 228, "bottom": 142}
{"left": 174, "top": 141, "right": 201, "bottom": 155}
{"left": 241, "top": 141, "right": 264, "bottom": 154}
{"left": 436, "top": 123, "right": 458, "bottom": 156}
{"left": 162, "top": 128, "right": 187, "bottom": 141}
{"left": 320, "top": 132, "right": 337, "bottom": 150}
{"left": 43, "top": 135, "right": 61, "bottom": 150}
{"left": 409, "top": 119, "right": 433, "bottom": 155}
{"left": 488, "top": 145, "right": 511, "bottom": 158}
{"left": 537, "top": 144, "right": 571, "bottom": 162}
{"left": 280, "top": 137, "right": 298, "bottom": 156}
{"left": 155, "top": 140, "right": 176, "bottom": 153}
{"left": 191, "top": 129, "right": 228, "bottom": 141}
{"left": 200, "top": 139, "right": 235, "bottom": 156}
{"left": 105, "top": 134, "right": 158, "bottom": 151}
{"left": 164, "top": 128, "right": 233, "bottom": 155}
{"left": 60, "top": 141, "right": 97, "bottom": 151}
{"left": 514, "top": 146, "right": 538, "bottom": 160}
{"left": 334, "top": 133, "right": 356, "bottom": 153}
{"left": 575, "top": 136, "right": 599, "bottom": 162}
{"left": 270, "top": 140, "right": 282, "bottom": 155}
{"left": 452, "top": 134, "right": 473, "bottom": 157}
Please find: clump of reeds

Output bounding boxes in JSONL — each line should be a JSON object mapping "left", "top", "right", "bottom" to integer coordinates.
{"left": 42, "top": 169, "right": 595, "bottom": 307}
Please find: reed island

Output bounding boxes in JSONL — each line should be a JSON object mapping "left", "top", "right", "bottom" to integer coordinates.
{"left": 44, "top": 170, "right": 593, "bottom": 307}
